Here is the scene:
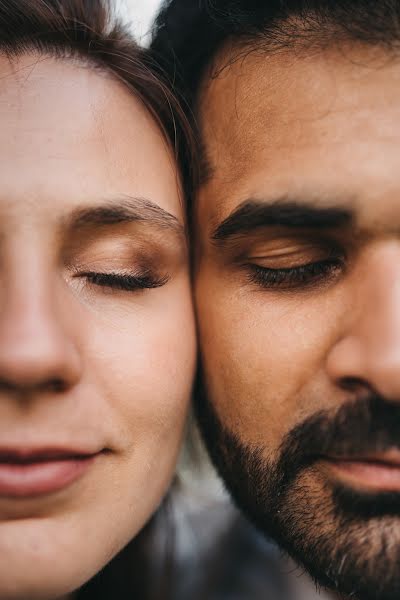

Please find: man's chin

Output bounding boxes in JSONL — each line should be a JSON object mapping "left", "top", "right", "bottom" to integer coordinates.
{"left": 259, "top": 470, "right": 400, "bottom": 600}
{"left": 200, "top": 434, "right": 400, "bottom": 600}
{"left": 194, "top": 379, "right": 400, "bottom": 599}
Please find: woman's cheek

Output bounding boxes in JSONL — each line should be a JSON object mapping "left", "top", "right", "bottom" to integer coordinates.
{"left": 83, "top": 282, "right": 195, "bottom": 436}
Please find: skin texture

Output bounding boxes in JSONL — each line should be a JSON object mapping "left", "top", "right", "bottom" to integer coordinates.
{"left": 195, "top": 42, "right": 400, "bottom": 599}
{"left": 0, "top": 54, "right": 195, "bottom": 599}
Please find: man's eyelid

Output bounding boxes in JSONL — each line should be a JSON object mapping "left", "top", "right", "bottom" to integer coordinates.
{"left": 247, "top": 246, "right": 330, "bottom": 260}
{"left": 246, "top": 235, "right": 344, "bottom": 257}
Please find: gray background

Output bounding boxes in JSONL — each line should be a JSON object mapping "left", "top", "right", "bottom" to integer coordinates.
{"left": 118, "top": 0, "right": 162, "bottom": 43}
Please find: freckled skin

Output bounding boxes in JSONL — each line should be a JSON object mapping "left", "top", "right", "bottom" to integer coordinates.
{"left": 0, "top": 55, "right": 196, "bottom": 600}
{"left": 195, "top": 43, "right": 400, "bottom": 598}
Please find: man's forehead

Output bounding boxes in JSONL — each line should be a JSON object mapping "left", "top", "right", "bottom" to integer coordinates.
{"left": 197, "top": 42, "right": 400, "bottom": 224}
{"left": 198, "top": 46, "right": 309, "bottom": 150}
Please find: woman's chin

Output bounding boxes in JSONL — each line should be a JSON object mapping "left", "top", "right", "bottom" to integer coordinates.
{"left": 0, "top": 518, "right": 113, "bottom": 600}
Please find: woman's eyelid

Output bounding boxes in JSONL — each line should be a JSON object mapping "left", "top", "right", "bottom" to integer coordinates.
{"left": 64, "top": 231, "right": 185, "bottom": 276}
{"left": 69, "top": 265, "right": 140, "bottom": 283}
{"left": 76, "top": 270, "right": 170, "bottom": 294}
{"left": 79, "top": 267, "right": 148, "bottom": 277}
{"left": 67, "top": 252, "right": 164, "bottom": 276}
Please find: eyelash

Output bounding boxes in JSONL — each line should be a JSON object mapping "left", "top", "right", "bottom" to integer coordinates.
{"left": 80, "top": 271, "right": 169, "bottom": 292}
{"left": 247, "top": 258, "right": 343, "bottom": 290}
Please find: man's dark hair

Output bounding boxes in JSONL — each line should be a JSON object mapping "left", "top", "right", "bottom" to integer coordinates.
{"left": 152, "top": 0, "right": 400, "bottom": 152}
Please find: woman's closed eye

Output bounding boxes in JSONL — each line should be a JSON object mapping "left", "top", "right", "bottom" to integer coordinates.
{"left": 78, "top": 270, "right": 170, "bottom": 292}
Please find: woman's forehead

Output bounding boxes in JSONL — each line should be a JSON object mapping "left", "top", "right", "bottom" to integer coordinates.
{"left": 0, "top": 54, "right": 183, "bottom": 222}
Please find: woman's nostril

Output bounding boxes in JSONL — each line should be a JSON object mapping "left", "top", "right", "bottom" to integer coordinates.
{"left": 0, "top": 375, "right": 69, "bottom": 396}
{"left": 0, "top": 378, "right": 18, "bottom": 394}
{"left": 46, "top": 378, "right": 68, "bottom": 394}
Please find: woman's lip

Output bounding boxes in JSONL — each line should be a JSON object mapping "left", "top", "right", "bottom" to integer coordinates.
{"left": 0, "top": 448, "right": 96, "bottom": 464}
{"left": 0, "top": 446, "right": 100, "bottom": 462}
{"left": 322, "top": 455, "right": 400, "bottom": 493}
{"left": 0, "top": 452, "right": 99, "bottom": 498}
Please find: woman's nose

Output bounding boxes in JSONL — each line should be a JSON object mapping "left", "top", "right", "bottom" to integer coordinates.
{"left": 0, "top": 270, "right": 82, "bottom": 396}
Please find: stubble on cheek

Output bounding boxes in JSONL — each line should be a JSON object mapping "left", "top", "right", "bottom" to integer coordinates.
{"left": 196, "top": 273, "right": 339, "bottom": 452}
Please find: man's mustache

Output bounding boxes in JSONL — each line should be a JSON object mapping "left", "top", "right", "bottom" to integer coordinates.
{"left": 278, "top": 393, "right": 400, "bottom": 489}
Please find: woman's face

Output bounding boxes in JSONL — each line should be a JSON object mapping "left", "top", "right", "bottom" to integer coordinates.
{"left": 0, "top": 53, "right": 196, "bottom": 599}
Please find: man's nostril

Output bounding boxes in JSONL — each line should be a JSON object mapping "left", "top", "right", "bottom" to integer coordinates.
{"left": 339, "top": 377, "right": 369, "bottom": 393}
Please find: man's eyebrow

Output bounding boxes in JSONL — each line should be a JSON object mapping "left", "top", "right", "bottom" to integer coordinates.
{"left": 212, "top": 199, "right": 354, "bottom": 242}
{"left": 68, "top": 196, "right": 184, "bottom": 235}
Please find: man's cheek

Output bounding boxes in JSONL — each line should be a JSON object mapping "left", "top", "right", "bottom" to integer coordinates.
{"left": 198, "top": 288, "right": 337, "bottom": 448}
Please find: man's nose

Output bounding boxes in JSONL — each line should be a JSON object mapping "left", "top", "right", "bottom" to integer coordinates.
{"left": 326, "top": 243, "right": 400, "bottom": 401}
{"left": 0, "top": 270, "right": 82, "bottom": 396}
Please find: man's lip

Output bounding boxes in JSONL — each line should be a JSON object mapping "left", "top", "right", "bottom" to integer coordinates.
{"left": 324, "top": 449, "right": 400, "bottom": 468}
{"left": 322, "top": 451, "right": 400, "bottom": 493}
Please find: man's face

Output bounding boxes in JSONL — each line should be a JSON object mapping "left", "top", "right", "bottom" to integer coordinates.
{"left": 195, "top": 43, "right": 400, "bottom": 599}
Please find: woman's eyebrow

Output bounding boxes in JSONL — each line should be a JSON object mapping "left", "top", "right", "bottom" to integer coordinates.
{"left": 66, "top": 196, "right": 185, "bottom": 236}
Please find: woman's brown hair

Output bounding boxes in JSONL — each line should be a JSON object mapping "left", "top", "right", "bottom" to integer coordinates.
{"left": 0, "top": 1, "right": 195, "bottom": 598}
{"left": 0, "top": 0, "right": 195, "bottom": 204}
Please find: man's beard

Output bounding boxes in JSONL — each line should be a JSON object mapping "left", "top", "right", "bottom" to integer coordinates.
{"left": 195, "top": 369, "right": 400, "bottom": 600}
